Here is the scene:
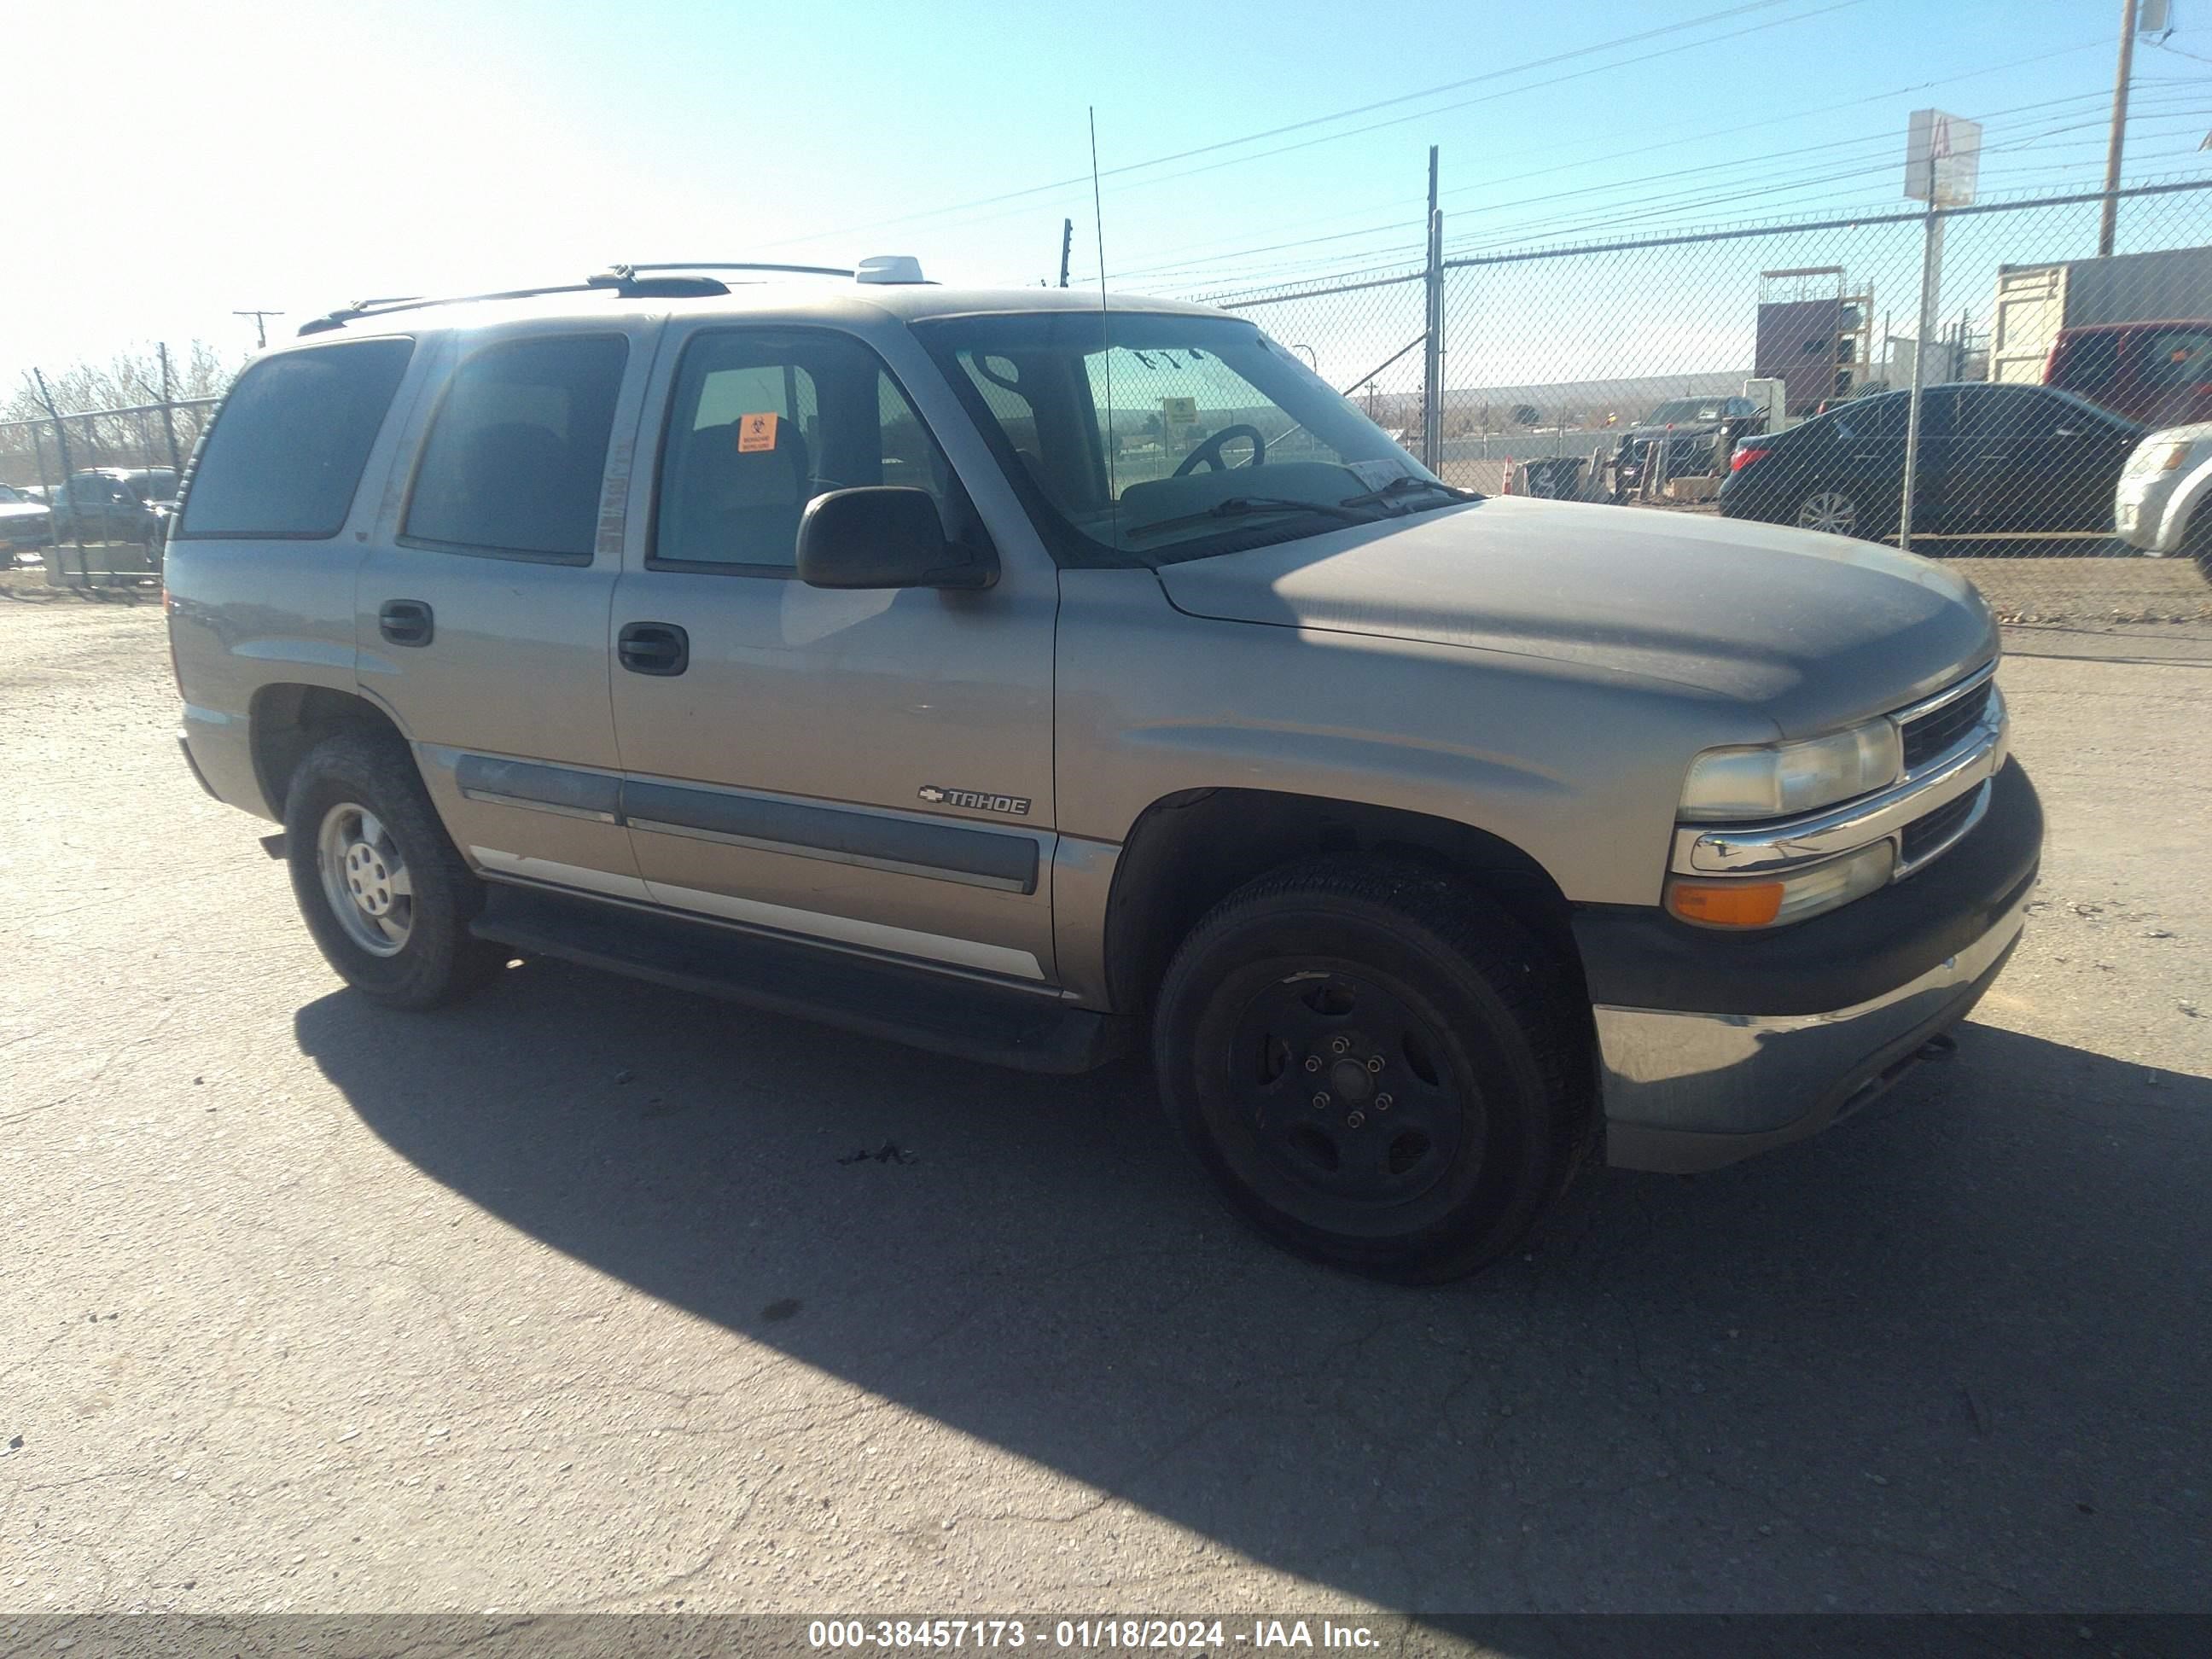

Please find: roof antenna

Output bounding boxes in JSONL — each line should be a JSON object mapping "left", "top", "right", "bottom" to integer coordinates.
{"left": 1090, "top": 106, "right": 1118, "bottom": 546}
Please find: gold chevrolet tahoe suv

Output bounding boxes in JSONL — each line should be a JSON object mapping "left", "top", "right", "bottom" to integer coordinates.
{"left": 166, "top": 262, "right": 2038, "bottom": 1281}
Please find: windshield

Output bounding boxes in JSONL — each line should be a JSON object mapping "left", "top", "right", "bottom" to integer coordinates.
{"left": 1644, "top": 398, "right": 1728, "bottom": 424}
{"left": 913, "top": 310, "right": 1458, "bottom": 565}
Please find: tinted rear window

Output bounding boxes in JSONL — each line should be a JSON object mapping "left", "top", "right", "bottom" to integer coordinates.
{"left": 178, "top": 339, "right": 414, "bottom": 538}
{"left": 404, "top": 334, "right": 629, "bottom": 560}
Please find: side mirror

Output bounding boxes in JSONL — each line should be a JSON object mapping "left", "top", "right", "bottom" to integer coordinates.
{"left": 796, "top": 486, "right": 997, "bottom": 591}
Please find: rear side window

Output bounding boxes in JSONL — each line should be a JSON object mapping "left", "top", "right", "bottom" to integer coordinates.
{"left": 405, "top": 334, "right": 629, "bottom": 561}
{"left": 177, "top": 339, "right": 414, "bottom": 538}
{"left": 1832, "top": 395, "right": 1906, "bottom": 439}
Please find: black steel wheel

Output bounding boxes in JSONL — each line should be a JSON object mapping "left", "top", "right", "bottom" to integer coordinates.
{"left": 1220, "top": 966, "right": 1475, "bottom": 1230}
{"left": 1154, "top": 858, "right": 1592, "bottom": 1282}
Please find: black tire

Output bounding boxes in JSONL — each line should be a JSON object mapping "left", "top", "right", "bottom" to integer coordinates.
{"left": 1152, "top": 858, "right": 1592, "bottom": 1284}
{"left": 2186, "top": 519, "right": 2211, "bottom": 589}
{"left": 282, "top": 730, "right": 501, "bottom": 1010}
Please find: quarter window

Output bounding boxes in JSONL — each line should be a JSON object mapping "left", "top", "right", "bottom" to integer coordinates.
{"left": 405, "top": 334, "right": 629, "bottom": 560}
{"left": 176, "top": 338, "right": 415, "bottom": 539}
{"left": 655, "top": 329, "right": 952, "bottom": 571}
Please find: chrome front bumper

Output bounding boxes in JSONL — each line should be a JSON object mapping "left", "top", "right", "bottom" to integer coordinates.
{"left": 1597, "top": 882, "right": 2030, "bottom": 1174}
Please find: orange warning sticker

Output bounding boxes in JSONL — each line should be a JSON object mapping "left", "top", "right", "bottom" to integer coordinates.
{"left": 736, "top": 411, "right": 779, "bottom": 453}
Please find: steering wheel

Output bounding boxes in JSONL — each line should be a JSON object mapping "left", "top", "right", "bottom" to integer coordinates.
{"left": 1173, "top": 423, "right": 1266, "bottom": 477}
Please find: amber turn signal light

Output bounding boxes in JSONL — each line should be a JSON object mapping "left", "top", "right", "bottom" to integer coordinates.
{"left": 1668, "top": 880, "right": 1785, "bottom": 928}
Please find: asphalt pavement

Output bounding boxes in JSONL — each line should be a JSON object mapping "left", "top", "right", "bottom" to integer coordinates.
{"left": 2, "top": 591, "right": 2207, "bottom": 1616}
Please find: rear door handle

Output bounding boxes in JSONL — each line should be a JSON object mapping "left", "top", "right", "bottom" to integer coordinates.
{"left": 618, "top": 620, "right": 689, "bottom": 677}
{"left": 378, "top": 599, "right": 434, "bottom": 647}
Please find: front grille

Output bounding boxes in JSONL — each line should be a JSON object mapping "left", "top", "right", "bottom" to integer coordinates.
{"left": 1901, "top": 784, "right": 1984, "bottom": 865}
{"left": 1901, "top": 680, "right": 1992, "bottom": 771}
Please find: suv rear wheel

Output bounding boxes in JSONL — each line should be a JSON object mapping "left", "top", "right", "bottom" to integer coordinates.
{"left": 283, "top": 731, "right": 502, "bottom": 1009}
{"left": 1152, "top": 859, "right": 1590, "bottom": 1282}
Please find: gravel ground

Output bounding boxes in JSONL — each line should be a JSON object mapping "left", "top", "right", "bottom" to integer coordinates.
{"left": 2, "top": 592, "right": 2207, "bottom": 1617}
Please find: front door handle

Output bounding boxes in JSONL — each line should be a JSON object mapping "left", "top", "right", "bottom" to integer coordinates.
{"left": 378, "top": 599, "right": 434, "bottom": 647}
{"left": 618, "top": 620, "right": 689, "bottom": 677}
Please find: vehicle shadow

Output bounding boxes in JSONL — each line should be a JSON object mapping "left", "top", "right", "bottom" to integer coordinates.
{"left": 295, "top": 961, "right": 2212, "bottom": 1612}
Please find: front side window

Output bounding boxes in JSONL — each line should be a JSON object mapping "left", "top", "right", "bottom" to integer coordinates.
{"left": 915, "top": 311, "right": 1448, "bottom": 566}
{"left": 176, "top": 338, "right": 414, "bottom": 539}
{"left": 655, "top": 328, "right": 951, "bottom": 571}
{"left": 405, "top": 333, "right": 629, "bottom": 560}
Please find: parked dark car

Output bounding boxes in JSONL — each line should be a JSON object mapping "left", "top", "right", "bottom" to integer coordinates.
{"left": 48, "top": 469, "right": 171, "bottom": 547}
{"left": 1717, "top": 382, "right": 2143, "bottom": 543}
{"left": 2045, "top": 318, "right": 2212, "bottom": 428}
{"left": 1611, "top": 393, "right": 1766, "bottom": 498}
{"left": 0, "top": 482, "right": 54, "bottom": 551}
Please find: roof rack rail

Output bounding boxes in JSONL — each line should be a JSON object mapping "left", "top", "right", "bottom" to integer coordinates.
{"left": 614, "top": 260, "right": 856, "bottom": 278}
{"left": 295, "top": 266, "right": 744, "bottom": 336}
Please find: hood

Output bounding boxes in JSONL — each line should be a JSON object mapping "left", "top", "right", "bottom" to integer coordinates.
{"left": 1152, "top": 497, "right": 1997, "bottom": 736}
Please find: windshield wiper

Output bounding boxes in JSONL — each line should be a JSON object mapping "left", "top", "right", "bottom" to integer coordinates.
{"left": 1337, "top": 474, "right": 1483, "bottom": 510}
{"left": 1125, "top": 496, "right": 1379, "bottom": 541}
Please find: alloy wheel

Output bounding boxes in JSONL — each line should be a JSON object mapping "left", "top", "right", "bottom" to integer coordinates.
{"left": 317, "top": 801, "right": 414, "bottom": 957}
{"left": 1796, "top": 490, "right": 1859, "bottom": 536}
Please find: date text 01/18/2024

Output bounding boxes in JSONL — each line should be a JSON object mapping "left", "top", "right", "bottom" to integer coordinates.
{"left": 805, "top": 1618, "right": 1382, "bottom": 1650}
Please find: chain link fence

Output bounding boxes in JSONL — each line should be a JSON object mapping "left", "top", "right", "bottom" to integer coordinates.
{"left": 1190, "top": 178, "right": 2212, "bottom": 637}
{"left": 0, "top": 392, "right": 221, "bottom": 589}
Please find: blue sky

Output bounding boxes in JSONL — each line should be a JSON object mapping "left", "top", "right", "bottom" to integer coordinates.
{"left": 4, "top": 0, "right": 2207, "bottom": 392}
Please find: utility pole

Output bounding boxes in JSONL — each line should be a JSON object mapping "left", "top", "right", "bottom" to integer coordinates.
{"left": 2098, "top": 0, "right": 2141, "bottom": 257}
{"left": 233, "top": 309, "right": 282, "bottom": 349}
{"left": 1057, "top": 218, "right": 1074, "bottom": 288}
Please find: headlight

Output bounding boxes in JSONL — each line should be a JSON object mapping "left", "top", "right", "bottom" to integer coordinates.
{"left": 2126, "top": 439, "right": 2192, "bottom": 474}
{"left": 1668, "top": 841, "right": 1896, "bottom": 929}
{"left": 1679, "top": 719, "right": 1901, "bottom": 823}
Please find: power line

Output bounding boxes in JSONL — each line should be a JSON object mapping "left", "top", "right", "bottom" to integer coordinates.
{"left": 1173, "top": 114, "right": 2210, "bottom": 304}
{"left": 1077, "top": 34, "right": 2116, "bottom": 288}
{"left": 1077, "top": 0, "right": 1876, "bottom": 208}
{"left": 1441, "top": 108, "right": 2209, "bottom": 257}
{"left": 1099, "top": 82, "right": 2198, "bottom": 289}
{"left": 755, "top": 0, "right": 1847, "bottom": 251}
{"left": 1077, "top": 32, "right": 2122, "bottom": 289}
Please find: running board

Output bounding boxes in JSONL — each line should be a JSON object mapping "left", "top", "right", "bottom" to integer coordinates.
{"left": 471, "top": 883, "right": 1126, "bottom": 1076}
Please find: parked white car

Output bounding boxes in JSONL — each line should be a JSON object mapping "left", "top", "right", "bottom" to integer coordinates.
{"left": 2114, "top": 422, "right": 2212, "bottom": 585}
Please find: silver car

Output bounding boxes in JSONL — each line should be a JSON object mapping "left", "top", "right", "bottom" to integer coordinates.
{"left": 165, "top": 263, "right": 2040, "bottom": 1282}
{"left": 2114, "top": 422, "right": 2212, "bottom": 585}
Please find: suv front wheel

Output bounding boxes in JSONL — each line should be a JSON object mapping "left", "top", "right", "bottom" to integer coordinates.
{"left": 1152, "top": 859, "right": 1590, "bottom": 1283}
{"left": 283, "top": 731, "right": 502, "bottom": 1009}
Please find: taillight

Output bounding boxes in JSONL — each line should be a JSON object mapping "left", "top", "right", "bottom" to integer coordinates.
{"left": 1730, "top": 445, "right": 1771, "bottom": 473}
